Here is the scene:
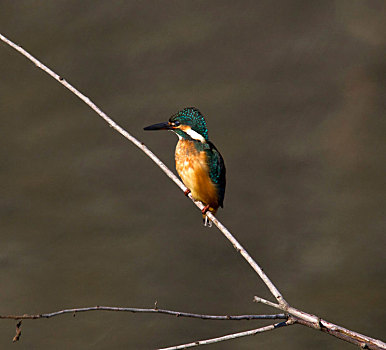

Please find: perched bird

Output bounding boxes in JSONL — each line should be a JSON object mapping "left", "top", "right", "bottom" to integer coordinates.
{"left": 144, "top": 107, "right": 226, "bottom": 226}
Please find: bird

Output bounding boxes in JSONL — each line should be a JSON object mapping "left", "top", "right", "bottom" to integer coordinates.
{"left": 144, "top": 107, "right": 226, "bottom": 226}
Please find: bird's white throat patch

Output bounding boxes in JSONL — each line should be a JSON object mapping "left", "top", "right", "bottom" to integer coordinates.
{"left": 181, "top": 126, "right": 206, "bottom": 142}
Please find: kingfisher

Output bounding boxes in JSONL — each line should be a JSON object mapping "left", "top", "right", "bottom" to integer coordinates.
{"left": 144, "top": 107, "right": 226, "bottom": 226}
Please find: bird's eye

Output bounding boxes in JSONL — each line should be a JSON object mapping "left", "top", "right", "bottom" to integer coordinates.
{"left": 174, "top": 121, "right": 181, "bottom": 126}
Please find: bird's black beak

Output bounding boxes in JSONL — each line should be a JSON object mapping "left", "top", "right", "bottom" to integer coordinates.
{"left": 143, "top": 121, "right": 171, "bottom": 131}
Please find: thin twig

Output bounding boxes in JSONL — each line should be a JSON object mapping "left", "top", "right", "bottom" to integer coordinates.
{"left": 253, "top": 296, "right": 280, "bottom": 309}
{"left": 158, "top": 319, "right": 294, "bottom": 350}
{"left": 0, "top": 32, "right": 287, "bottom": 308}
{"left": 12, "top": 321, "right": 22, "bottom": 343}
{"left": 0, "top": 306, "right": 286, "bottom": 321}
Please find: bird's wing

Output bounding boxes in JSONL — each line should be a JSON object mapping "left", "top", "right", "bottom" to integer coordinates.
{"left": 206, "top": 142, "right": 226, "bottom": 208}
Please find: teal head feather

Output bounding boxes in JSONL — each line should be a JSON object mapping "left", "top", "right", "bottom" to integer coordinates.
{"left": 169, "top": 107, "right": 209, "bottom": 141}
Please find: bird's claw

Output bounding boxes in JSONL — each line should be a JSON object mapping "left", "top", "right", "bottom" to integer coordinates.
{"left": 201, "top": 205, "right": 210, "bottom": 214}
{"left": 203, "top": 215, "right": 212, "bottom": 227}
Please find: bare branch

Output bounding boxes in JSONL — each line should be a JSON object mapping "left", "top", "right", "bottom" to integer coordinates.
{"left": 0, "top": 32, "right": 287, "bottom": 308}
{"left": 159, "top": 319, "right": 294, "bottom": 350}
{"left": 0, "top": 306, "right": 286, "bottom": 322}
{"left": 1, "top": 33, "right": 385, "bottom": 350}
{"left": 253, "top": 297, "right": 386, "bottom": 350}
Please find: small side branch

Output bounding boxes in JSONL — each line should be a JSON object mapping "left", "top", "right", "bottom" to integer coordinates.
{"left": 0, "top": 306, "right": 286, "bottom": 322}
{"left": 12, "top": 321, "right": 22, "bottom": 343}
{"left": 159, "top": 319, "right": 295, "bottom": 350}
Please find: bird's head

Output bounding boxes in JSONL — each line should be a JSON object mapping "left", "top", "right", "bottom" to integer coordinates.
{"left": 144, "top": 107, "right": 208, "bottom": 142}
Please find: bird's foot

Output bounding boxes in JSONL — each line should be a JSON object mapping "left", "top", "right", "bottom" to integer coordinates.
{"left": 203, "top": 216, "right": 212, "bottom": 227}
{"left": 201, "top": 205, "right": 210, "bottom": 214}
{"left": 184, "top": 188, "right": 191, "bottom": 197}
{"left": 202, "top": 205, "right": 212, "bottom": 227}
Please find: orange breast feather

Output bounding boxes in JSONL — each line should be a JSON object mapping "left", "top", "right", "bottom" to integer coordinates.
{"left": 175, "top": 140, "right": 219, "bottom": 212}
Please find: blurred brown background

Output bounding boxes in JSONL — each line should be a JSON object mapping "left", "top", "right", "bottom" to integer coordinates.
{"left": 0, "top": 1, "right": 385, "bottom": 349}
